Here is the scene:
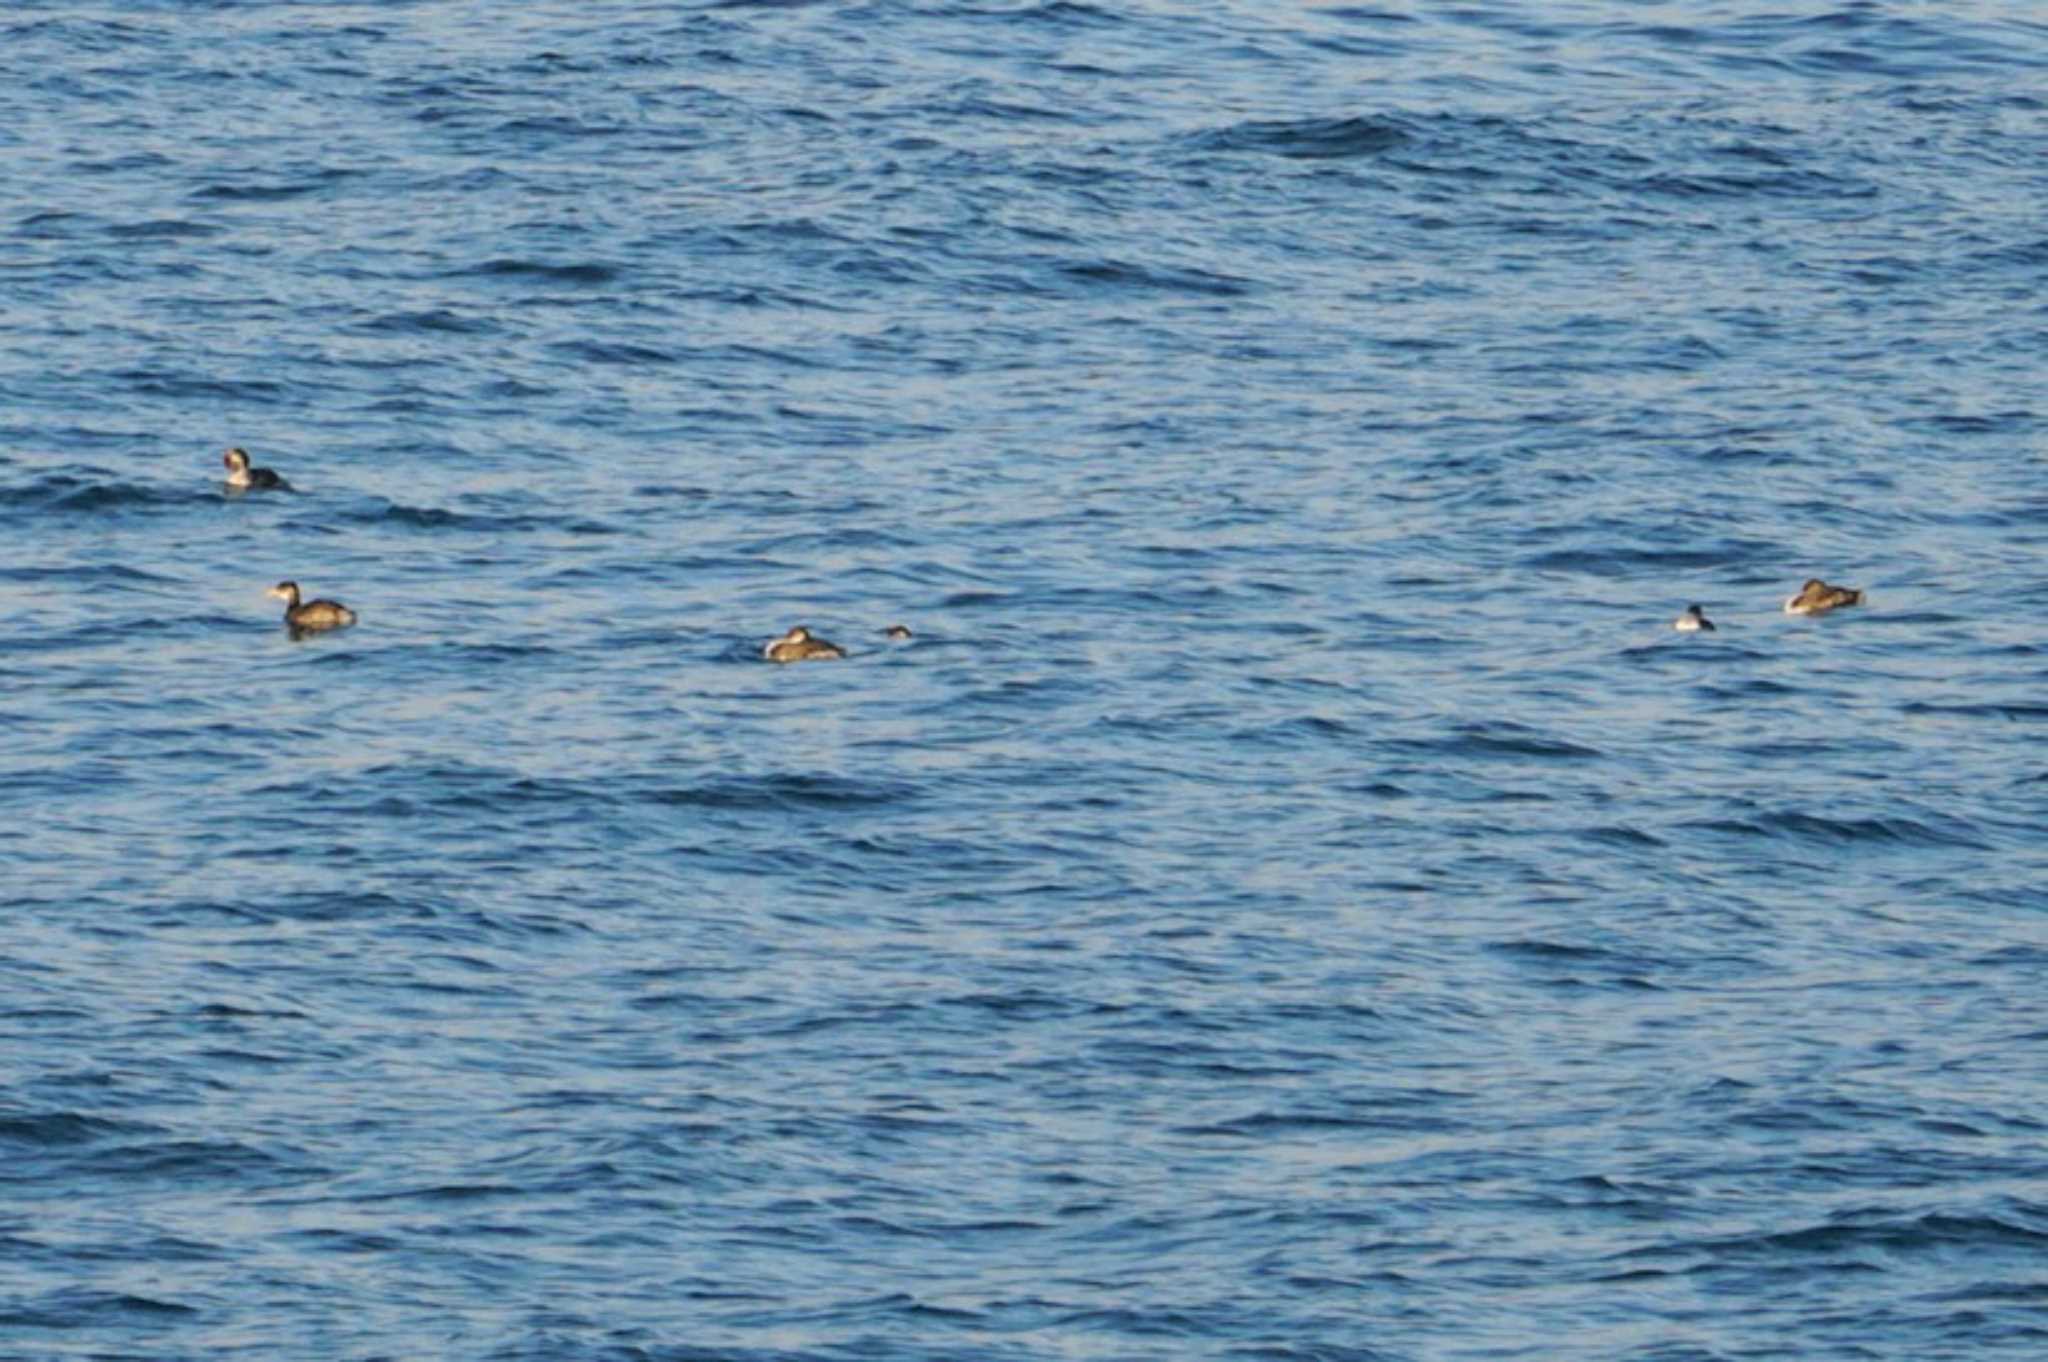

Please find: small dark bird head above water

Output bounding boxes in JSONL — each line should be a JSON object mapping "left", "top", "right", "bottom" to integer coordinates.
{"left": 222, "top": 446, "right": 286, "bottom": 490}
{"left": 883, "top": 624, "right": 913, "bottom": 640}
{"left": 268, "top": 580, "right": 357, "bottom": 634}
{"left": 763, "top": 626, "right": 845, "bottom": 663}
{"left": 1674, "top": 603, "right": 1715, "bottom": 633}
{"left": 1784, "top": 578, "right": 1864, "bottom": 615}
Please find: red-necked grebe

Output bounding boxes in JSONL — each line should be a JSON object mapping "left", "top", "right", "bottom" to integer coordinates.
{"left": 1674, "top": 603, "right": 1715, "bottom": 633}
{"left": 1783, "top": 578, "right": 1863, "bottom": 615}
{"left": 223, "top": 446, "right": 287, "bottom": 490}
{"left": 268, "top": 581, "right": 356, "bottom": 635}
{"left": 763, "top": 626, "right": 844, "bottom": 663}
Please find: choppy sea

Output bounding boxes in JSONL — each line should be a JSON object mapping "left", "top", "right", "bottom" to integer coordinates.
{"left": 4, "top": 3, "right": 2047, "bottom": 1358}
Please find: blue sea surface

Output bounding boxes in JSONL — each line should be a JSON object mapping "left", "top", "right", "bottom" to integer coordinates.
{"left": 4, "top": 2, "right": 2047, "bottom": 1358}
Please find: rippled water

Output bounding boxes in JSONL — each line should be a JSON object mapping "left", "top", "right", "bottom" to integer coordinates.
{"left": 5, "top": 3, "right": 2048, "bottom": 1358}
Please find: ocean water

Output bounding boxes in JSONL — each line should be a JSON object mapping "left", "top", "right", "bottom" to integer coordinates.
{"left": 4, "top": 2, "right": 2047, "bottom": 1358}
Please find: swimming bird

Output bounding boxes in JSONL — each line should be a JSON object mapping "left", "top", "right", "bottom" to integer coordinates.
{"left": 1783, "top": 578, "right": 1863, "bottom": 615}
{"left": 882, "top": 624, "right": 913, "bottom": 640}
{"left": 763, "top": 626, "right": 845, "bottom": 663}
{"left": 222, "top": 446, "right": 287, "bottom": 490}
{"left": 1674, "top": 604, "right": 1715, "bottom": 633}
{"left": 268, "top": 581, "right": 356, "bottom": 636}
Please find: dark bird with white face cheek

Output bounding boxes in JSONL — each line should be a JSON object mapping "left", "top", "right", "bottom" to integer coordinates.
{"left": 222, "top": 446, "right": 288, "bottom": 490}
{"left": 268, "top": 581, "right": 356, "bottom": 636}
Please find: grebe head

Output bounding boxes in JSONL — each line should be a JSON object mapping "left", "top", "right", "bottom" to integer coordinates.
{"left": 224, "top": 447, "right": 249, "bottom": 471}
{"left": 883, "top": 624, "right": 912, "bottom": 640}
{"left": 268, "top": 581, "right": 300, "bottom": 606}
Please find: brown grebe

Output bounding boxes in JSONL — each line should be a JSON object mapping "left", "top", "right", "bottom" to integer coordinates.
{"left": 1783, "top": 578, "right": 1863, "bottom": 615}
{"left": 763, "top": 626, "right": 845, "bottom": 662}
{"left": 268, "top": 581, "right": 357, "bottom": 636}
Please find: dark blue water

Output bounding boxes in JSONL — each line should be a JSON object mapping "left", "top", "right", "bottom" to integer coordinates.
{"left": 5, "top": 3, "right": 2048, "bottom": 1358}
